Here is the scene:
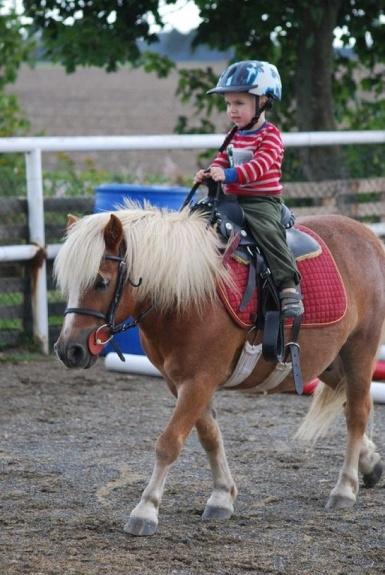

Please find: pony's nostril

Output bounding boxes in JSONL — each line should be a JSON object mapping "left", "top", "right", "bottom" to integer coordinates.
{"left": 67, "top": 343, "right": 87, "bottom": 367}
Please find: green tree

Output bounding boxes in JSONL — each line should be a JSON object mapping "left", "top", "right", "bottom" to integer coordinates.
{"left": 0, "top": 5, "right": 33, "bottom": 133}
{"left": 184, "top": 0, "right": 385, "bottom": 179}
{"left": 22, "top": 0, "right": 173, "bottom": 74}
{"left": 22, "top": 1, "right": 385, "bottom": 180}
{"left": 0, "top": 5, "right": 35, "bottom": 195}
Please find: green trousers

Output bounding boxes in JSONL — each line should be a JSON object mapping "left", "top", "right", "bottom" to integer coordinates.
{"left": 238, "top": 196, "right": 300, "bottom": 289}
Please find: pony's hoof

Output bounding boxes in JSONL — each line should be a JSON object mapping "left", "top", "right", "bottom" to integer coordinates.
{"left": 325, "top": 494, "right": 355, "bottom": 511}
{"left": 123, "top": 517, "right": 157, "bottom": 536}
{"left": 202, "top": 505, "right": 233, "bottom": 521}
{"left": 363, "top": 461, "right": 383, "bottom": 488}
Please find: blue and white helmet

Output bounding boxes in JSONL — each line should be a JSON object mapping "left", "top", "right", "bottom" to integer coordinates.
{"left": 207, "top": 60, "right": 282, "bottom": 101}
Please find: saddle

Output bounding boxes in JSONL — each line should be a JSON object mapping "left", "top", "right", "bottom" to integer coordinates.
{"left": 188, "top": 182, "right": 321, "bottom": 395}
{"left": 195, "top": 193, "right": 320, "bottom": 261}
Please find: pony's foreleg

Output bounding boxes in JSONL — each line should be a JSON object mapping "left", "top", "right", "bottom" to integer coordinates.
{"left": 124, "top": 458, "right": 169, "bottom": 536}
{"left": 124, "top": 379, "right": 216, "bottom": 536}
{"left": 195, "top": 404, "right": 237, "bottom": 520}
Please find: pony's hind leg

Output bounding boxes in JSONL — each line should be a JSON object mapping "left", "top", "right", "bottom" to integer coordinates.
{"left": 359, "top": 433, "right": 383, "bottom": 488}
{"left": 326, "top": 335, "right": 378, "bottom": 510}
{"left": 195, "top": 403, "right": 237, "bottom": 520}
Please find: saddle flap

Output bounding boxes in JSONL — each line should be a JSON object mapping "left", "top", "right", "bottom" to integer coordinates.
{"left": 287, "top": 228, "right": 321, "bottom": 260}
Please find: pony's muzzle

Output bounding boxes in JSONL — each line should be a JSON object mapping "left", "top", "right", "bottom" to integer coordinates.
{"left": 54, "top": 339, "right": 95, "bottom": 369}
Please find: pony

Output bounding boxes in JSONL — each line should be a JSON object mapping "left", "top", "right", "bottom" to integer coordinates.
{"left": 54, "top": 203, "right": 385, "bottom": 536}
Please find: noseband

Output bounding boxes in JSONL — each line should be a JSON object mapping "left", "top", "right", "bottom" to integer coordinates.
{"left": 64, "top": 254, "right": 152, "bottom": 361}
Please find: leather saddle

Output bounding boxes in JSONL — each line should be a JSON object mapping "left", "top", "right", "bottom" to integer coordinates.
{"left": 193, "top": 193, "right": 320, "bottom": 261}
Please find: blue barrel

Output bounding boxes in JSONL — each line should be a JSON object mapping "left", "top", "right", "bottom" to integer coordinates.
{"left": 95, "top": 183, "right": 187, "bottom": 213}
{"left": 94, "top": 184, "right": 188, "bottom": 355}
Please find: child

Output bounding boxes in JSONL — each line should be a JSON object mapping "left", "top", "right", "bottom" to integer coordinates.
{"left": 194, "top": 60, "right": 303, "bottom": 318}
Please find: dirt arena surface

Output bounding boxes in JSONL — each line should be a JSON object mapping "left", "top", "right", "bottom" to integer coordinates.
{"left": 1, "top": 355, "right": 384, "bottom": 575}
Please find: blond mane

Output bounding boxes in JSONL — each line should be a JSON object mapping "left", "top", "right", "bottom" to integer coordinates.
{"left": 54, "top": 202, "right": 231, "bottom": 312}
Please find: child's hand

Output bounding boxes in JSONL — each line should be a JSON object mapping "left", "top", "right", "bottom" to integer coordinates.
{"left": 209, "top": 167, "right": 225, "bottom": 182}
{"left": 193, "top": 169, "right": 208, "bottom": 184}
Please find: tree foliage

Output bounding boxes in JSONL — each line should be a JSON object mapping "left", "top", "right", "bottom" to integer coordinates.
{"left": 0, "top": 7, "right": 33, "bottom": 89}
{"left": 183, "top": 0, "right": 385, "bottom": 178}
{"left": 0, "top": 4, "right": 35, "bottom": 195}
{"left": 0, "top": 4, "right": 33, "bottom": 135}
{"left": 22, "top": 0, "right": 164, "bottom": 72}
{"left": 11, "top": 1, "right": 385, "bottom": 179}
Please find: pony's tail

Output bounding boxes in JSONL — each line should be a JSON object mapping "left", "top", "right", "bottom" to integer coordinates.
{"left": 295, "top": 380, "right": 346, "bottom": 443}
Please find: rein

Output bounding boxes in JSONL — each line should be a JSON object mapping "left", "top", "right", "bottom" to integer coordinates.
{"left": 64, "top": 254, "right": 152, "bottom": 361}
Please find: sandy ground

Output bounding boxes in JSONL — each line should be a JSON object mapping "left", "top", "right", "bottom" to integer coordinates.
{"left": 1, "top": 355, "right": 384, "bottom": 575}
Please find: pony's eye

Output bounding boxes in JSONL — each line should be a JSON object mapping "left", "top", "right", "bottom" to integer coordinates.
{"left": 94, "top": 276, "right": 110, "bottom": 290}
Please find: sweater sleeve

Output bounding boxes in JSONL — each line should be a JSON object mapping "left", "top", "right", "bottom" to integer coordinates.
{"left": 210, "top": 150, "right": 230, "bottom": 169}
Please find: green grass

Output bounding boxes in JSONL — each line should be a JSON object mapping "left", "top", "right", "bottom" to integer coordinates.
{"left": 49, "top": 315, "right": 65, "bottom": 326}
{"left": 0, "top": 292, "right": 22, "bottom": 305}
{"left": 0, "top": 318, "right": 22, "bottom": 329}
{"left": 0, "top": 349, "right": 51, "bottom": 363}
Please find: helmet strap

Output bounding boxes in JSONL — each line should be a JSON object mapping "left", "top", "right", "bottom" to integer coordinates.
{"left": 242, "top": 95, "right": 272, "bottom": 131}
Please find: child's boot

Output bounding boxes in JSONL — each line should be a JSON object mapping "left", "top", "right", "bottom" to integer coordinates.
{"left": 279, "top": 286, "right": 304, "bottom": 318}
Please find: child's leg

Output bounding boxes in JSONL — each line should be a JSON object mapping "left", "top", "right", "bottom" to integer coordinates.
{"left": 239, "top": 197, "right": 299, "bottom": 286}
{"left": 239, "top": 196, "right": 303, "bottom": 317}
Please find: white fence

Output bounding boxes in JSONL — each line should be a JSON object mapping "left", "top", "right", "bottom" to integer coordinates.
{"left": 1, "top": 130, "right": 385, "bottom": 353}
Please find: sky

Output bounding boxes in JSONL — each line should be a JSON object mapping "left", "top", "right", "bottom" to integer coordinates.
{"left": 151, "top": 0, "right": 202, "bottom": 33}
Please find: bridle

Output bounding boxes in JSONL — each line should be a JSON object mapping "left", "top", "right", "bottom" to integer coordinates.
{"left": 64, "top": 254, "right": 152, "bottom": 361}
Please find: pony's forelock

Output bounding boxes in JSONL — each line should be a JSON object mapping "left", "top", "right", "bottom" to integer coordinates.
{"left": 54, "top": 211, "right": 109, "bottom": 297}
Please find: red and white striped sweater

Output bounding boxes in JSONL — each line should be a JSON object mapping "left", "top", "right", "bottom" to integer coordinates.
{"left": 211, "top": 122, "right": 284, "bottom": 197}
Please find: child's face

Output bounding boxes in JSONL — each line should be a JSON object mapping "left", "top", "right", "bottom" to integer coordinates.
{"left": 224, "top": 92, "right": 256, "bottom": 128}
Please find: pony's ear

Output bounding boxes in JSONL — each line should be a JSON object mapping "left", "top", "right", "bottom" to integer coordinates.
{"left": 104, "top": 214, "right": 123, "bottom": 250}
{"left": 67, "top": 214, "right": 78, "bottom": 229}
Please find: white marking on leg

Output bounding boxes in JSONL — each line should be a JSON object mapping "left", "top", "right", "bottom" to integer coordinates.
{"left": 359, "top": 434, "right": 381, "bottom": 475}
{"left": 129, "top": 461, "right": 170, "bottom": 525}
{"left": 329, "top": 436, "right": 361, "bottom": 502}
{"left": 205, "top": 434, "right": 237, "bottom": 512}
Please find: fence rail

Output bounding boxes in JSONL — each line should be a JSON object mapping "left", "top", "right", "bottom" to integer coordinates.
{"left": 1, "top": 130, "right": 385, "bottom": 153}
{"left": 1, "top": 130, "right": 385, "bottom": 352}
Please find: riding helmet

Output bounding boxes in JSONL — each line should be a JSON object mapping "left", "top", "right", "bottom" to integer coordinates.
{"left": 207, "top": 60, "right": 282, "bottom": 101}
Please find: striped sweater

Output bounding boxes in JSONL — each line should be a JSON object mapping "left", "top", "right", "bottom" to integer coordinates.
{"left": 211, "top": 122, "right": 284, "bottom": 197}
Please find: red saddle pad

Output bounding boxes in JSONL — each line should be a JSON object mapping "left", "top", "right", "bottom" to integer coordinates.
{"left": 217, "top": 225, "right": 347, "bottom": 329}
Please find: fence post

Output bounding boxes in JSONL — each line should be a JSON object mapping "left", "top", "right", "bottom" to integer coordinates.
{"left": 25, "top": 149, "right": 49, "bottom": 354}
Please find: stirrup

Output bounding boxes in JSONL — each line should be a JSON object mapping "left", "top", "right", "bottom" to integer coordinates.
{"left": 279, "top": 288, "right": 304, "bottom": 318}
